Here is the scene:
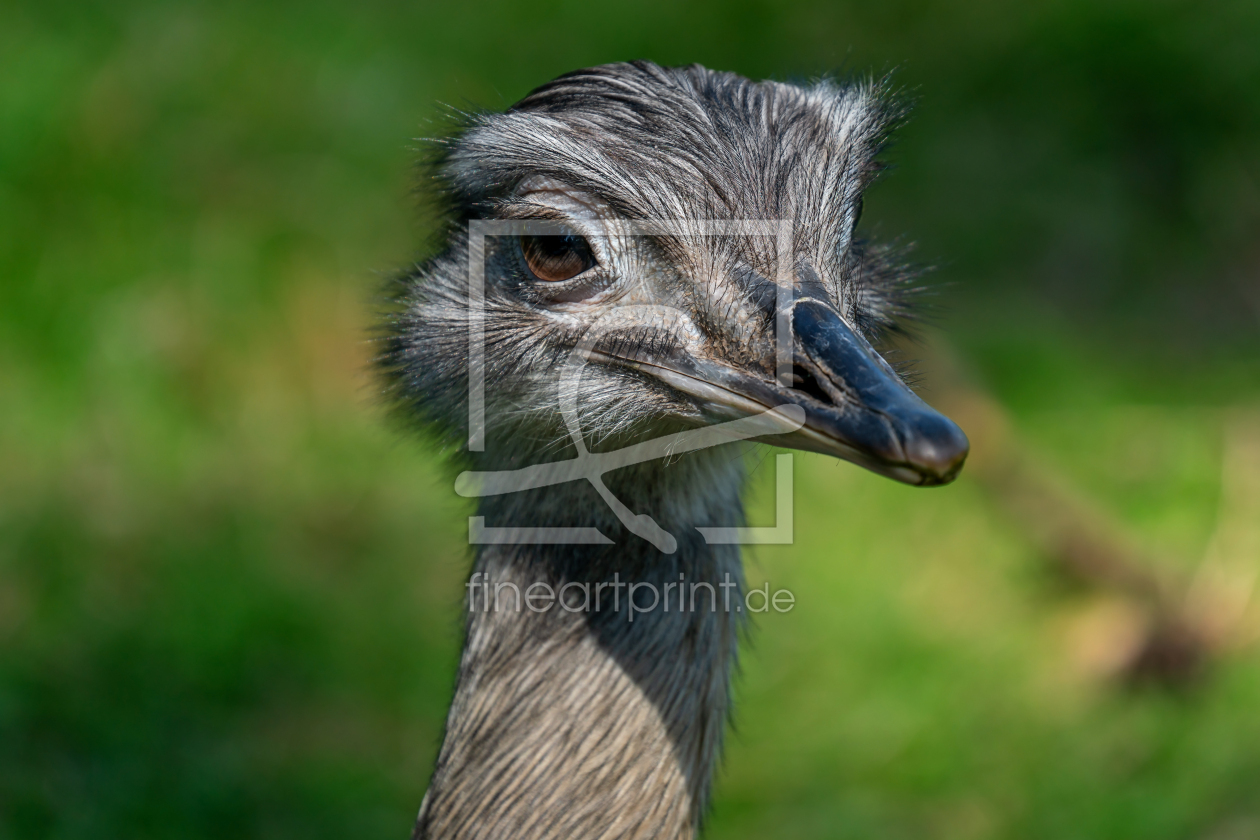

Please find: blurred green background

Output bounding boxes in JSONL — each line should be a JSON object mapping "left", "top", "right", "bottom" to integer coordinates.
{"left": 3, "top": 1, "right": 1260, "bottom": 838}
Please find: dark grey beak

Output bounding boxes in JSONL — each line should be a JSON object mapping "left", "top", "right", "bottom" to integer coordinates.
{"left": 592, "top": 297, "right": 969, "bottom": 486}
{"left": 784, "top": 299, "right": 968, "bottom": 486}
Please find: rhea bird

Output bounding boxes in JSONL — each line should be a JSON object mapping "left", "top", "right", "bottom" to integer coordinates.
{"left": 380, "top": 61, "right": 969, "bottom": 839}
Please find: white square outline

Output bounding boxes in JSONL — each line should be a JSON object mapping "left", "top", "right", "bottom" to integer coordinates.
{"left": 465, "top": 218, "right": 796, "bottom": 547}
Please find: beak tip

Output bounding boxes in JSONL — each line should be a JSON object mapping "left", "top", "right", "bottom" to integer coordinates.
{"left": 902, "top": 416, "right": 969, "bottom": 486}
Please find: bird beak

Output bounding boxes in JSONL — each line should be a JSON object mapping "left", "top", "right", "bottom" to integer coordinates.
{"left": 773, "top": 299, "right": 969, "bottom": 485}
{"left": 603, "top": 298, "right": 969, "bottom": 486}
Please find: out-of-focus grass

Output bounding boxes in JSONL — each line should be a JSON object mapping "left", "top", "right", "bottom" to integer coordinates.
{"left": 2, "top": 1, "right": 1260, "bottom": 839}
{"left": 722, "top": 436, "right": 1260, "bottom": 840}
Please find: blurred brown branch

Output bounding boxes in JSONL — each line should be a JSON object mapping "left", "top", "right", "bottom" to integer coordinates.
{"left": 928, "top": 344, "right": 1260, "bottom": 688}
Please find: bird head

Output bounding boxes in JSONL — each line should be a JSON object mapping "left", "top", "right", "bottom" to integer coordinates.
{"left": 384, "top": 61, "right": 968, "bottom": 487}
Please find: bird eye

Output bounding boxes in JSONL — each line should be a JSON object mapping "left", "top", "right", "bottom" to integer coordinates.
{"left": 519, "top": 234, "right": 595, "bottom": 283}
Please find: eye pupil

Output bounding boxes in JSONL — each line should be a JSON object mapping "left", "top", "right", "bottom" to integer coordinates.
{"left": 520, "top": 234, "right": 595, "bottom": 283}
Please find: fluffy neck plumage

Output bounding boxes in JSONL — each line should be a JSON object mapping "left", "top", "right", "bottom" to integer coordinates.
{"left": 414, "top": 449, "right": 748, "bottom": 840}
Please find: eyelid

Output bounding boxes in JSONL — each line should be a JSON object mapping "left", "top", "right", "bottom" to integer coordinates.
{"left": 500, "top": 193, "right": 614, "bottom": 262}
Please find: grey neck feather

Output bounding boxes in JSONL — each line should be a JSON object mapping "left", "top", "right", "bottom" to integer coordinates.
{"left": 414, "top": 447, "right": 748, "bottom": 840}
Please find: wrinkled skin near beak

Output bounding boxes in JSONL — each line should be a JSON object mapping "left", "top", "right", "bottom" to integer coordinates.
{"left": 604, "top": 297, "right": 969, "bottom": 487}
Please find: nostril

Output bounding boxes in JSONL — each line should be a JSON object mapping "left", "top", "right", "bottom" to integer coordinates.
{"left": 787, "top": 363, "right": 835, "bottom": 406}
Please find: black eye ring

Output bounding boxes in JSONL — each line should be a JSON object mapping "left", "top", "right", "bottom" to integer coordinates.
{"left": 519, "top": 233, "right": 596, "bottom": 283}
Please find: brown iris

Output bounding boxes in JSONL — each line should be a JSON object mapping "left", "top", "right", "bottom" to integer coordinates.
{"left": 519, "top": 234, "right": 595, "bottom": 283}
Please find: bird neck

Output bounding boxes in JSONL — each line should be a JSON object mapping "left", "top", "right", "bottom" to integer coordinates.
{"left": 415, "top": 451, "right": 747, "bottom": 840}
